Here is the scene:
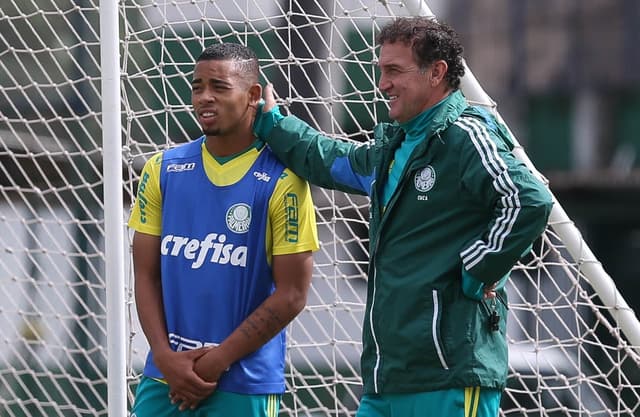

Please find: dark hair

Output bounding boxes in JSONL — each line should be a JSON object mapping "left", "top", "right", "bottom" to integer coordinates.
{"left": 376, "top": 17, "right": 465, "bottom": 90}
{"left": 197, "top": 42, "right": 259, "bottom": 84}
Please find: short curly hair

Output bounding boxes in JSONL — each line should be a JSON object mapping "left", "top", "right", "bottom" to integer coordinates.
{"left": 376, "top": 17, "right": 465, "bottom": 90}
{"left": 197, "top": 42, "right": 259, "bottom": 84}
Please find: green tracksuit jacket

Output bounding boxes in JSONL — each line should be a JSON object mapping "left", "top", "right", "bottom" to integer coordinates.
{"left": 261, "top": 90, "right": 553, "bottom": 394}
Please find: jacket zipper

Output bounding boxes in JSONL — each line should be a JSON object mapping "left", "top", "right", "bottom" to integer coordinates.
{"left": 368, "top": 131, "right": 433, "bottom": 392}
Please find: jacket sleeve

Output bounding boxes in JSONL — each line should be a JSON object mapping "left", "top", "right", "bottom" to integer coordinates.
{"left": 266, "top": 115, "right": 377, "bottom": 196}
{"left": 456, "top": 114, "right": 553, "bottom": 286}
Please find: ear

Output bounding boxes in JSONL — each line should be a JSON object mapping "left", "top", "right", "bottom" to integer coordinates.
{"left": 248, "top": 83, "right": 262, "bottom": 108}
{"left": 430, "top": 60, "right": 448, "bottom": 85}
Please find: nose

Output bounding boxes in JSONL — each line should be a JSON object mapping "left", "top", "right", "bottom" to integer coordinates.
{"left": 199, "top": 85, "right": 216, "bottom": 103}
{"left": 378, "top": 74, "right": 391, "bottom": 93}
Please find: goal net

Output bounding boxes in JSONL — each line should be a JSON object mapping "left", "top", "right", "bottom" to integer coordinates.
{"left": 0, "top": 0, "right": 639, "bottom": 416}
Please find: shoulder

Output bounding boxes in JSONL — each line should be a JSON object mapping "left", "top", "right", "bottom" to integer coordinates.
{"left": 139, "top": 151, "right": 163, "bottom": 180}
{"left": 163, "top": 138, "right": 204, "bottom": 161}
{"left": 274, "top": 168, "right": 312, "bottom": 195}
{"left": 373, "top": 121, "right": 402, "bottom": 144}
{"left": 450, "top": 110, "right": 512, "bottom": 153}
{"left": 270, "top": 169, "right": 315, "bottom": 217}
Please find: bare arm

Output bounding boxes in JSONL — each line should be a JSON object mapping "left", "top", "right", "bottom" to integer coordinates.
{"left": 133, "top": 231, "right": 167, "bottom": 357}
{"left": 192, "top": 250, "right": 313, "bottom": 381}
{"left": 132, "top": 231, "right": 216, "bottom": 405}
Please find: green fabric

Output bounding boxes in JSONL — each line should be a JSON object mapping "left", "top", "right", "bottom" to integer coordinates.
{"left": 253, "top": 99, "right": 284, "bottom": 141}
{"left": 206, "top": 137, "right": 265, "bottom": 164}
{"left": 356, "top": 388, "right": 501, "bottom": 417}
{"left": 461, "top": 244, "right": 532, "bottom": 300}
{"left": 382, "top": 96, "right": 447, "bottom": 207}
{"left": 131, "top": 376, "right": 281, "bottom": 417}
{"left": 262, "top": 89, "right": 553, "bottom": 395}
{"left": 462, "top": 270, "right": 509, "bottom": 301}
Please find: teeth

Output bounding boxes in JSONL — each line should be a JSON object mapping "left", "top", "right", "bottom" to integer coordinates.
{"left": 389, "top": 96, "right": 398, "bottom": 101}
{"left": 202, "top": 112, "right": 214, "bottom": 117}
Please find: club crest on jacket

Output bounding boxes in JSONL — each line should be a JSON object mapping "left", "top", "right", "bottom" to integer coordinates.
{"left": 414, "top": 165, "right": 436, "bottom": 192}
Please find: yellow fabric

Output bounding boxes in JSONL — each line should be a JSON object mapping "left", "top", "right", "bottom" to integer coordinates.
{"left": 267, "top": 393, "right": 278, "bottom": 417}
{"left": 128, "top": 141, "right": 319, "bottom": 262}
{"left": 464, "top": 386, "right": 480, "bottom": 417}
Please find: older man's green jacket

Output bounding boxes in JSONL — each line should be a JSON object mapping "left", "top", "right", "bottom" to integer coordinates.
{"left": 257, "top": 89, "right": 553, "bottom": 394}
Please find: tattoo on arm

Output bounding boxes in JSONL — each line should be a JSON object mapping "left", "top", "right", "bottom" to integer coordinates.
{"left": 240, "top": 306, "right": 285, "bottom": 341}
{"left": 264, "top": 306, "right": 284, "bottom": 332}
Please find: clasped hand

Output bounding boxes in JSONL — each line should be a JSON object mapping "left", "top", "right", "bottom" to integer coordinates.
{"left": 155, "top": 346, "right": 227, "bottom": 411}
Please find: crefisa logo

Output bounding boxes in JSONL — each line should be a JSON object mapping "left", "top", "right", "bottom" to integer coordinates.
{"left": 226, "top": 203, "right": 252, "bottom": 234}
{"left": 414, "top": 165, "right": 436, "bottom": 193}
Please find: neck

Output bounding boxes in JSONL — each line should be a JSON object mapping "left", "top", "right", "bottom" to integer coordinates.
{"left": 424, "top": 88, "right": 453, "bottom": 110}
{"left": 204, "top": 108, "right": 256, "bottom": 157}
{"left": 205, "top": 130, "right": 255, "bottom": 158}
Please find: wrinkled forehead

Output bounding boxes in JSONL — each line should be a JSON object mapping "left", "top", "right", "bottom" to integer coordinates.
{"left": 378, "top": 41, "right": 417, "bottom": 68}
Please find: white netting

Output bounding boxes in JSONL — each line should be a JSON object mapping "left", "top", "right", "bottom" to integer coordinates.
{"left": 0, "top": 1, "right": 639, "bottom": 416}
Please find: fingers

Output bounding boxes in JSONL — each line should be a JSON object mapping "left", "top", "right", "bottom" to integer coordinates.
{"left": 483, "top": 290, "right": 496, "bottom": 299}
{"left": 186, "top": 345, "right": 213, "bottom": 360}
{"left": 170, "top": 391, "right": 199, "bottom": 412}
{"left": 483, "top": 283, "right": 497, "bottom": 299}
{"left": 263, "top": 83, "right": 276, "bottom": 112}
{"left": 169, "top": 380, "right": 217, "bottom": 411}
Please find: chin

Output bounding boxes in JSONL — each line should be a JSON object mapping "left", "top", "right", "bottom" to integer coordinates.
{"left": 202, "top": 128, "right": 220, "bottom": 136}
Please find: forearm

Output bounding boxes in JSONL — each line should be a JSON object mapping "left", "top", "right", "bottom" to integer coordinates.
{"left": 193, "top": 251, "right": 312, "bottom": 382}
{"left": 269, "top": 117, "right": 369, "bottom": 195}
{"left": 135, "top": 275, "right": 172, "bottom": 357}
{"left": 462, "top": 199, "right": 552, "bottom": 285}
{"left": 459, "top": 131, "right": 553, "bottom": 284}
{"left": 205, "top": 289, "right": 305, "bottom": 373}
{"left": 132, "top": 231, "right": 171, "bottom": 356}
{"left": 269, "top": 117, "right": 342, "bottom": 186}
{"left": 255, "top": 89, "right": 372, "bottom": 194}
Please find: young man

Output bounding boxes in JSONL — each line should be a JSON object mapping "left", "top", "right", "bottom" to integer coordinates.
{"left": 253, "top": 17, "right": 553, "bottom": 417}
{"left": 128, "top": 43, "right": 319, "bottom": 417}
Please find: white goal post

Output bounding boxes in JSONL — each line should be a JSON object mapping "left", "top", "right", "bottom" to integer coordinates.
{"left": 0, "top": 1, "right": 639, "bottom": 417}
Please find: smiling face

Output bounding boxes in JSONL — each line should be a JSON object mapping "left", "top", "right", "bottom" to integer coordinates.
{"left": 191, "top": 59, "right": 260, "bottom": 144}
{"left": 377, "top": 41, "right": 447, "bottom": 123}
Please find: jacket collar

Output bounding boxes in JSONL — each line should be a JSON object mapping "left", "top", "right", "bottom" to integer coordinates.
{"left": 376, "top": 89, "right": 469, "bottom": 147}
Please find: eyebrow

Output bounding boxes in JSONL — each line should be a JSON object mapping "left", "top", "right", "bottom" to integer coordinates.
{"left": 379, "top": 63, "right": 412, "bottom": 72}
{"left": 191, "top": 78, "right": 232, "bottom": 87}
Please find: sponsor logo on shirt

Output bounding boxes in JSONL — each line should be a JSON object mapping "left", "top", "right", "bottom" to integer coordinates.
{"left": 161, "top": 232, "right": 247, "bottom": 268}
{"left": 166, "top": 162, "right": 196, "bottom": 172}
{"left": 168, "top": 334, "right": 228, "bottom": 370}
{"left": 285, "top": 193, "right": 299, "bottom": 243}
{"left": 253, "top": 171, "right": 271, "bottom": 182}
{"left": 137, "top": 172, "right": 150, "bottom": 224}
{"left": 169, "top": 333, "right": 219, "bottom": 351}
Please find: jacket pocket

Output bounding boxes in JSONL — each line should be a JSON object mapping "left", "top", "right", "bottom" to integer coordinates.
{"left": 431, "top": 289, "right": 449, "bottom": 370}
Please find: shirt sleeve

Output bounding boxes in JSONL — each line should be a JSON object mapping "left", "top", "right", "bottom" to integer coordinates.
{"left": 455, "top": 115, "right": 553, "bottom": 285}
{"left": 268, "top": 168, "right": 320, "bottom": 256}
{"left": 127, "top": 152, "right": 163, "bottom": 236}
{"left": 266, "top": 115, "right": 377, "bottom": 196}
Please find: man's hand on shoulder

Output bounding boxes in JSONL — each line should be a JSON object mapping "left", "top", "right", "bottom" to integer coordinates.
{"left": 263, "top": 83, "right": 277, "bottom": 112}
{"left": 253, "top": 83, "right": 284, "bottom": 141}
